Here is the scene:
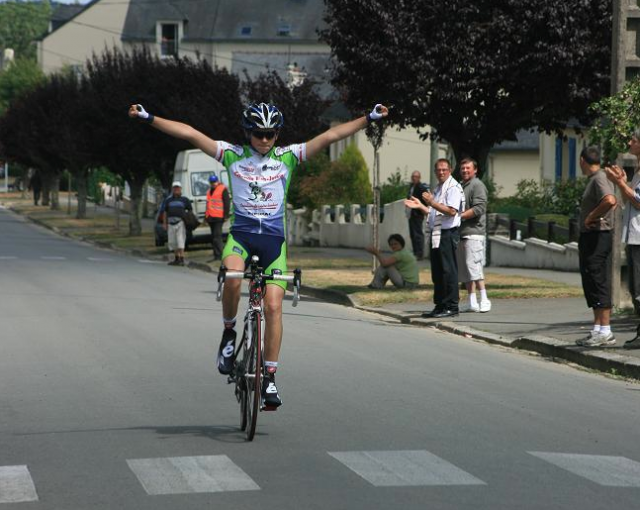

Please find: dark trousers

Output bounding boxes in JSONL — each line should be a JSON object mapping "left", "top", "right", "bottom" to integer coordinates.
{"left": 33, "top": 189, "right": 41, "bottom": 205}
{"left": 208, "top": 219, "right": 224, "bottom": 258}
{"left": 626, "top": 244, "right": 640, "bottom": 310}
{"left": 579, "top": 231, "right": 612, "bottom": 309}
{"left": 408, "top": 214, "right": 425, "bottom": 258}
{"left": 430, "top": 228, "right": 460, "bottom": 311}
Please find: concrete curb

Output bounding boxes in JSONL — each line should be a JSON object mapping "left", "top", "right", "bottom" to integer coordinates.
{"left": 515, "top": 335, "right": 640, "bottom": 379}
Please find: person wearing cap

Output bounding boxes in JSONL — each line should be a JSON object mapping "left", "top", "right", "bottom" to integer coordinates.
{"left": 205, "top": 174, "right": 230, "bottom": 261}
{"left": 159, "top": 181, "right": 193, "bottom": 266}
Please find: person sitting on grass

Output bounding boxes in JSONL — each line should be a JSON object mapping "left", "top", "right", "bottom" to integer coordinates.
{"left": 366, "top": 234, "right": 420, "bottom": 289}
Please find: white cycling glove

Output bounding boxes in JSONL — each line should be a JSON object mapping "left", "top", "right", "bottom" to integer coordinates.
{"left": 135, "top": 104, "right": 154, "bottom": 123}
{"left": 367, "top": 103, "right": 384, "bottom": 123}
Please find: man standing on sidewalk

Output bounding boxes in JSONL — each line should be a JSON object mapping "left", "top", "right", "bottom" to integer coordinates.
{"left": 160, "top": 181, "right": 193, "bottom": 266}
{"left": 407, "top": 171, "right": 427, "bottom": 259}
{"left": 457, "top": 158, "right": 491, "bottom": 313}
{"left": 28, "top": 170, "right": 42, "bottom": 206}
{"left": 406, "top": 158, "right": 464, "bottom": 318}
{"left": 605, "top": 129, "right": 640, "bottom": 349}
{"left": 576, "top": 146, "right": 617, "bottom": 347}
{"left": 205, "top": 175, "right": 230, "bottom": 261}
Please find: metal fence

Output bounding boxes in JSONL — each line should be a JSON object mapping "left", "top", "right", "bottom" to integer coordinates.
{"left": 496, "top": 215, "right": 579, "bottom": 244}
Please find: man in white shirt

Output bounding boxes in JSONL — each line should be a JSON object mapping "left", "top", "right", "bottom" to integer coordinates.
{"left": 406, "top": 158, "right": 464, "bottom": 318}
{"left": 605, "top": 129, "right": 640, "bottom": 350}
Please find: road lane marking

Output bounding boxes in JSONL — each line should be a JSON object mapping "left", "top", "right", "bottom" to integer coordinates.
{"left": 328, "top": 450, "right": 486, "bottom": 487}
{"left": 137, "top": 259, "right": 163, "bottom": 264}
{"left": 0, "top": 465, "right": 38, "bottom": 503}
{"left": 529, "top": 452, "right": 640, "bottom": 486}
{"left": 127, "top": 455, "right": 260, "bottom": 495}
{"left": 0, "top": 256, "right": 17, "bottom": 260}
{"left": 87, "top": 257, "right": 113, "bottom": 262}
{"left": 40, "top": 256, "right": 66, "bottom": 260}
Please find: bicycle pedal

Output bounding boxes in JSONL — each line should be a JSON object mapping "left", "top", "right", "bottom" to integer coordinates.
{"left": 226, "top": 375, "right": 236, "bottom": 384}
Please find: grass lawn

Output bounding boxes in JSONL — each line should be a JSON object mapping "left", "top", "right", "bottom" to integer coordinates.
{"left": 296, "top": 267, "right": 583, "bottom": 307}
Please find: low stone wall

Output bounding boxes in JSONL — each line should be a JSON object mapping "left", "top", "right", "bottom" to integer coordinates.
{"left": 289, "top": 199, "right": 412, "bottom": 249}
{"left": 489, "top": 235, "right": 580, "bottom": 271}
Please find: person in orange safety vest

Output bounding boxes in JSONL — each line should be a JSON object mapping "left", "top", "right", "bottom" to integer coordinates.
{"left": 205, "top": 174, "right": 230, "bottom": 261}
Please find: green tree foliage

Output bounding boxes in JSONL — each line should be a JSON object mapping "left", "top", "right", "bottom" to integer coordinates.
{"left": 0, "top": 0, "right": 51, "bottom": 60}
{"left": 337, "top": 143, "right": 373, "bottom": 203}
{"left": 322, "top": 0, "right": 611, "bottom": 176}
{"left": 491, "top": 178, "right": 587, "bottom": 218}
{"left": 298, "top": 144, "right": 373, "bottom": 208}
{"left": 0, "top": 58, "right": 45, "bottom": 114}
{"left": 288, "top": 151, "right": 331, "bottom": 210}
{"left": 380, "top": 171, "right": 409, "bottom": 205}
{"left": 589, "top": 78, "right": 640, "bottom": 162}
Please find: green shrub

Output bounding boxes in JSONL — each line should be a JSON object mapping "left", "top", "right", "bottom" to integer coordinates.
{"left": 491, "top": 178, "right": 586, "bottom": 218}
{"left": 380, "top": 171, "right": 409, "bottom": 205}
{"left": 295, "top": 144, "right": 373, "bottom": 209}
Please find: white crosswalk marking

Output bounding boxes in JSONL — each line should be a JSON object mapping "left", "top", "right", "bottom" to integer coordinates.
{"left": 41, "top": 256, "right": 66, "bottom": 260}
{"left": 328, "top": 450, "right": 486, "bottom": 487}
{"left": 0, "top": 465, "right": 38, "bottom": 504}
{"left": 127, "top": 455, "right": 260, "bottom": 495}
{"left": 529, "top": 452, "right": 640, "bottom": 487}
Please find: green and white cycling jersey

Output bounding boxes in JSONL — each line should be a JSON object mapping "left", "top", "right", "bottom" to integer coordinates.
{"left": 214, "top": 141, "right": 307, "bottom": 237}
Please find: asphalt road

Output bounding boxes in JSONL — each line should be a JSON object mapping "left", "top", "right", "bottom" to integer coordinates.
{"left": 1, "top": 206, "right": 640, "bottom": 510}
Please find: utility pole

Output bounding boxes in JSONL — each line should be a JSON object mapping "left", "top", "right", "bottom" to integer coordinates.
{"left": 372, "top": 150, "right": 381, "bottom": 273}
{"left": 610, "top": 0, "right": 632, "bottom": 308}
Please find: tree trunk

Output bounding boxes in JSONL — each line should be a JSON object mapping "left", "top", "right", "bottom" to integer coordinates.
{"left": 128, "top": 180, "right": 144, "bottom": 236}
{"left": 41, "top": 172, "right": 51, "bottom": 206}
{"left": 75, "top": 169, "right": 88, "bottom": 219}
{"left": 21, "top": 167, "right": 30, "bottom": 198}
{"left": 142, "top": 182, "right": 149, "bottom": 219}
{"left": 50, "top": 174, "right": 60, "bottom": 210}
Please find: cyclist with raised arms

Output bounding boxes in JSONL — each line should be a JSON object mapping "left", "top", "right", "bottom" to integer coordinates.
{"left": 129, "top": 101, "right": 388, "bottom": 408}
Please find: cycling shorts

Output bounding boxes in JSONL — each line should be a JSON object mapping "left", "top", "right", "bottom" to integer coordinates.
{"left": 222, "top": 231, "right": 288, "bottom": 289}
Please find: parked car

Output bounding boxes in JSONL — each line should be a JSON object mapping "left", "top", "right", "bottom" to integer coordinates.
{"left": 154, "top": 149, "right": 232, "bottom": 248}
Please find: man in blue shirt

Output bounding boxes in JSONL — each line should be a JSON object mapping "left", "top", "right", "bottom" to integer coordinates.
{"left": 159, "top": 181, "right": 193, "bottom": 266}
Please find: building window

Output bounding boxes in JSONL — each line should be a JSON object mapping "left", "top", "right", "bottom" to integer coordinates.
{"left": 240, "top": 25, "right": 252, "bottom": 36}
{"left": 555, "top": 137, "right": 563, "bottom": 182}
{"left": 160, "top": 23, "right": 178, "bottom": 58}
{"left": 277, "top": 23, "right": 291, "bottom": 37}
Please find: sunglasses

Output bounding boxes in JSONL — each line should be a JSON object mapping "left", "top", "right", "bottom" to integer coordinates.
{"left": 251, "top": 130, "right": 277, "bottom": 141}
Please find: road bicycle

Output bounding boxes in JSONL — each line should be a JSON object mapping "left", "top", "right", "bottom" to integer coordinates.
{"left": 216, "top": 256, "right": 301, "bottom": 441}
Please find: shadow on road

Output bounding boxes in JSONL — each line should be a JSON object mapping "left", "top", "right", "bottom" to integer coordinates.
{"left": 14, "top": 424, "right": 259, "bottom": 443}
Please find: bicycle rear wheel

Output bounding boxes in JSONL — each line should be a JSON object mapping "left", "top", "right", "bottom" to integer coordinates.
{"left": 244, "top": 312, "right": 262, "bottom": 441}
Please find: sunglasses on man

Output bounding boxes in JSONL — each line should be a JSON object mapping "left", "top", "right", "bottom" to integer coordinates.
{"left": 251, "top": 130, "right": 277, "bottom": 141}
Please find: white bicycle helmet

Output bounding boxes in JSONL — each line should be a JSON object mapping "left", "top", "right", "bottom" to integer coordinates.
{"left": 241, "top": 103, "right": 284, "bottom": 130}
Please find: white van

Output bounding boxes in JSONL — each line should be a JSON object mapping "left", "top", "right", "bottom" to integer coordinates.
{"left": 154, "top": 149, "right": 232, "bottom": 247}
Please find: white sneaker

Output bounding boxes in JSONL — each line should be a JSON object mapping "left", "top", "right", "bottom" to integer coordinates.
{"left": 577, "top": 332, "right": 616, "bottom": 347}
{"left": 479, "top": 299, "right": 492, "bottom": 313}
{"left": 459, "top": 301, "right": 479, "bottom": 313}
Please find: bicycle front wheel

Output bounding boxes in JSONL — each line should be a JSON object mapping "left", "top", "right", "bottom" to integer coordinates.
{"left": 244, "top": 312, "right": 262, "bottom": 441}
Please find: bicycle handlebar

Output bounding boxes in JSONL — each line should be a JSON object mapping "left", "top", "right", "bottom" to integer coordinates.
{"left": 216, "top": 266, "right": 302, "bottom": 306}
